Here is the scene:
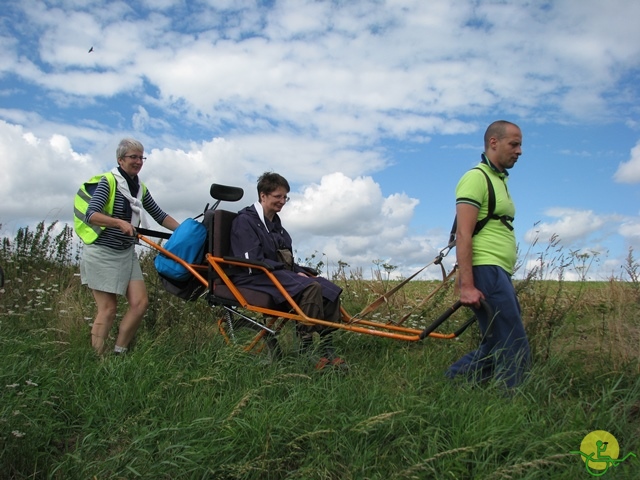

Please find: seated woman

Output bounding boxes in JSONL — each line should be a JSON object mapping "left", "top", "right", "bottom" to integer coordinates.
{"left": 230, "top": 172, "right": 345, "bottom": 369}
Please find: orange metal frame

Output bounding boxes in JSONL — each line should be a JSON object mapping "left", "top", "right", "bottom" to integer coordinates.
{"left": 138, "top": 233, "right": 466, "bottom": 352}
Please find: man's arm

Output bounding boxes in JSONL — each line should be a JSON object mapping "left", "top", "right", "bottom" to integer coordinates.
{"left": 456, "top": 203, "right": 485, "bottom": 309}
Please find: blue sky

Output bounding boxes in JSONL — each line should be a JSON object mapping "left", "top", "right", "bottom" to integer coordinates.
{"left": 1, "top": 0, "right": 640, "bottom": 280}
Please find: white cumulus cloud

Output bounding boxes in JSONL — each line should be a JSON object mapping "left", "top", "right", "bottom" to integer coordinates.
{"left": 613, "top": 141, "right": 640, "bottom": 183}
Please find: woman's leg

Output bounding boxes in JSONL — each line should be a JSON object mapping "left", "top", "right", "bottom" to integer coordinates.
{"left": 115, "top": 279, "right": 149, "bottom": 351}
{"left": 294, "top": 282, "right": 323, "bottom": 353}
{"left": 91, "top": 290, "right": 118, "bottom": 355}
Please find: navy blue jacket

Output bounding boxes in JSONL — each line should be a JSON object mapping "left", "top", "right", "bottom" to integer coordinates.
{"left": 230, "top": 204, "right": 341, "bottom": 304}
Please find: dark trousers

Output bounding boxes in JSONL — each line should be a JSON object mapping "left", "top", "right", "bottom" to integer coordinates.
{"left": 446, "top": 265, "right": 531, "bottom": 388}
{"left": 295, "top": 281, "right": 341, "bottom": 336}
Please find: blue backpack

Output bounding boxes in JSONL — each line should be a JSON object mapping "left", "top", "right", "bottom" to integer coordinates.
{"left": 154, "top": 218, "right": 208, "bottom": 282}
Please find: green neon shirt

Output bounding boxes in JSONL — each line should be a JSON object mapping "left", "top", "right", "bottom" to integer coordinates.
{"left": 455, "top": 161, "right": 516, "bottom": 274}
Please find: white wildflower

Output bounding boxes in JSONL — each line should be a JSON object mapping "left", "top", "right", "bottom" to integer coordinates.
{"left": 12, "top": 430, "right": 25, "bottom": 438}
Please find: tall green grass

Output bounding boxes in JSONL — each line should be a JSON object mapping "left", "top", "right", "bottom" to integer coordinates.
{"left": 1, "top": 222, "right": 639, "bottom": 479}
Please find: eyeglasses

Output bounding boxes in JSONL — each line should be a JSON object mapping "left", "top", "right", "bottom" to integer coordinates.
{"left": 122, "top": 155, "right": 147, "bottom": 161}
{"left": 269, "top": 194, "right": 290, "bottom": 203}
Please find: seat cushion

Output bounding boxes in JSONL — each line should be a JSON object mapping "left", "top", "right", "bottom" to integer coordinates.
{"left": 213, "top": 282, "right": 278, "bottom": 309}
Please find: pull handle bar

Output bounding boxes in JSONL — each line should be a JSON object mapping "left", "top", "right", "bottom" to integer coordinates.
{"left": 419, "top": 299, "right": 493, "bottom": 340}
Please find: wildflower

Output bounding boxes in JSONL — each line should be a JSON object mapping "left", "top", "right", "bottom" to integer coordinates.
{"left": 12, "top": 430, "right": 25, "bottom": 438}
{"left": 6, "top": 384, "right": 19, "bottom": 388}
{"left": 25, "top": 380, "right": 38, "bottom": 386}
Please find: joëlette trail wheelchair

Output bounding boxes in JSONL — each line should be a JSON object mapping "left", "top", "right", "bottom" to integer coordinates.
{"left": 136, "top": 184, "right": 489, "bottom": 359}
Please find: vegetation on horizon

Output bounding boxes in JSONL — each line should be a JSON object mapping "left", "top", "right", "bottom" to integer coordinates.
{"left": 1, "top": 222, "right": 639, "bottom": 479}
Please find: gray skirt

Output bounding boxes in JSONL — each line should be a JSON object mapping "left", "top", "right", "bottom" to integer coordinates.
{"left": 80, "top": 244, "right": 144, "bottom": 296}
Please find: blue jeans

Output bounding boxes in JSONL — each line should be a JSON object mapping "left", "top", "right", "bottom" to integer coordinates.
{"left": 446, "top": 265, "right": 531, "bottom": 388}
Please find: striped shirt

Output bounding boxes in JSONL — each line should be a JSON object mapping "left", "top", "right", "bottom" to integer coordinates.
{"left": 86, "top": 176, "right": 169, "bottom": 250}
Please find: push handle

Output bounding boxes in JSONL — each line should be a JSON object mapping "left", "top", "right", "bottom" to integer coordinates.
{"left": 419, "top": 299, "right": 493, "bottom": 340}
{"left": 135, "top": 227, "right": 172, "bottom": 240}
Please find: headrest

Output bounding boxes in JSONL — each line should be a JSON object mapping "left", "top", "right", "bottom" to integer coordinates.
{"left": 210, "top": 184, "right": 244, "bottom": 202}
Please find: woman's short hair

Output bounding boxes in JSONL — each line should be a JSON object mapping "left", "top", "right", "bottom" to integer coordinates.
{"left": 257, "top": 172, "right": 290, "bottom": 196}
{"left": 116, "top": 138, "right": 145, "bottom": 160}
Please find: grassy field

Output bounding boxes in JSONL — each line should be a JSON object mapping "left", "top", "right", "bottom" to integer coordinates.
{"left": 1, "top": 222, "right": 639, "bottom": 479}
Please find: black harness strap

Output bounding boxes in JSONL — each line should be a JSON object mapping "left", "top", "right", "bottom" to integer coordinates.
{"left": 449, "top": 166, "right": 514, "bottom": 243}
{"left": 471, "top": 167, "right": 514, "bottom": 234}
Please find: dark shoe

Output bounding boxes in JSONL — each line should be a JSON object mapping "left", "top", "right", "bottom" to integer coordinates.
{"left": 314, "top": 356, "right": 331, "bottom": 370}
{"left": 317, "top": 334, "right": 348, "bottom": 369}
{"left": 330, "top": 356, "right": 349, "bottom": 370}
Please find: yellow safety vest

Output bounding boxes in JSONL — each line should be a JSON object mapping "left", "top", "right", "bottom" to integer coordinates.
{"left": 73, "top": 173, "right": 147, "bottom": 244}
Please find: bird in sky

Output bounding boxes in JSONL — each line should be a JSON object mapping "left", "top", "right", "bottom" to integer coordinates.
{"left": 88, "top": 46, "right": 93, "bottom": 53}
